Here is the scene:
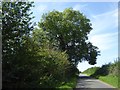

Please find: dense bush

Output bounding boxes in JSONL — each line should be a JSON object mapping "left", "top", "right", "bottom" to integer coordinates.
{"left": 30, "top": 28, "right": 78, "bottom": 88}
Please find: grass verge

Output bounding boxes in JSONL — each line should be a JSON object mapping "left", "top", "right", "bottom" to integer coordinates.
{"left": 57, "top": 76, "right": 77, "bottom": 90}
{"left": 99, "top": 75, "right": 118, "bottom": 88}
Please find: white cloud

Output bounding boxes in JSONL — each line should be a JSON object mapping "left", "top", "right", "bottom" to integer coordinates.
{"left": 88, "top": 8, "right": 118, "bottom": 52}
{"left": 90, "top": 9, "right": 118, "bottom": 35}
{"left": 89, "top": 32, "right": 118, "bottom": 51}
{"left": 35, "top": 5, "right": 48, "bottom": 12}
{"left": 73, "top": 4, "right": 87, "bottom": 11}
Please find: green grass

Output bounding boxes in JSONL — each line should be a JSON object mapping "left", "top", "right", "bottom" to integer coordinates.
{"left": 82, "top": 72, "right": 91, "bottom": 76}
{"left": 99, "top": 75, "right": 118, "bottom": 88}
{"left": 57, "top": 77, "right": 77, "bottom": 90}
{"left": 82, "top": 67, "right": 100, "bottom": 76}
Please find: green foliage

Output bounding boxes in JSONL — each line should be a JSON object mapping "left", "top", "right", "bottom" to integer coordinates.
{"left": 38, "top": 8, "right": 100, "bottom": 66}
{"left": 30, "top": 28, "right": 77, "bottom": 88}
{"left": 2, "top": 1, "right": 35, "bottom": 88}
{"left": 3, "top": 14, "right": 72, "bottom": 87}
{"left": 108, "top": 60, "right": 119, "bottom": 76}
{"left": 57, "top": 76, "right": 77, "bottom": 90}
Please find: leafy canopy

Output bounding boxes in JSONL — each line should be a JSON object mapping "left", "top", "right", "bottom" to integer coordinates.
{"left": 38, "top": 8, "right": 100, "bottom": 65}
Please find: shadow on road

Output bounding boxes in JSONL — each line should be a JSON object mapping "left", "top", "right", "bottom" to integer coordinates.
{"left": 77, "top": 75, "right": 96, "bottom": 80}
{"left": 79, "top": 75, "right": 92, "bottom": 79}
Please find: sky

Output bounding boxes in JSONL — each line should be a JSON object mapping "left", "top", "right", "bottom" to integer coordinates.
{"left": 31, "top": 1, "right": 118, "bottom": 72}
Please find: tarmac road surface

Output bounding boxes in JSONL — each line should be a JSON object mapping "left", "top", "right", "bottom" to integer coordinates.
{"left": 75, "top": 74, "right": 117, "bottom": 90}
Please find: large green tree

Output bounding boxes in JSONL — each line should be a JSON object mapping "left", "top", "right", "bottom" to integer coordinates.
{"left": 38, "top": 8, "right": 100, "bottom": 66}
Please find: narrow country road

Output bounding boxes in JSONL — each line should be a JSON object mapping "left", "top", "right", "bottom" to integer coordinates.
{"left": 75, "top": 74, "right": 116, "bottom": 89}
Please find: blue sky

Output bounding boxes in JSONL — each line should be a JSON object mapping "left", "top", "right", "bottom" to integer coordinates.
{"left": 31, "top": 2, "right": 118, "bottom": 72}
